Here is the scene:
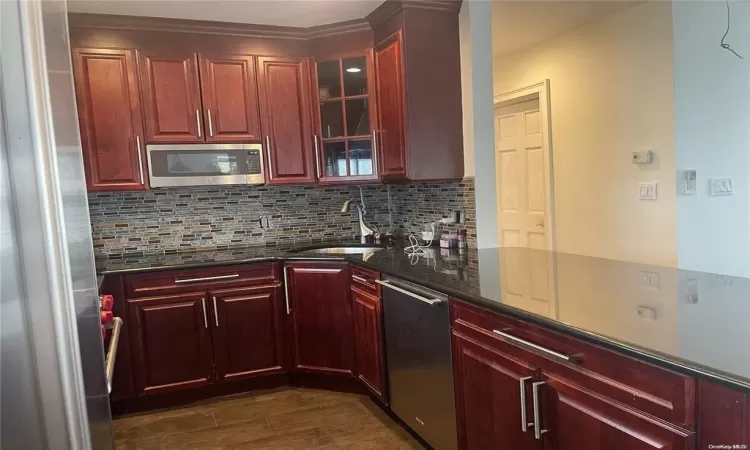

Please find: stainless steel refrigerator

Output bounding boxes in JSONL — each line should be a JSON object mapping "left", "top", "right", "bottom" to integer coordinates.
{"left": 1, "top": 0, "right": 114, "bottom": 448}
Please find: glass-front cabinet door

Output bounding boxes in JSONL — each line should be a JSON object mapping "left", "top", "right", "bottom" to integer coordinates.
{"left": 313, "top": 52, "right": 379, "bottom": 182}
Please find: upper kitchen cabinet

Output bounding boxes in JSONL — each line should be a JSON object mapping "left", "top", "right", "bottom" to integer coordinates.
{"left": 139, "top": 51, "right": 204, "bottom": 143}
{"left": 72, "top": 48, "right": 147, "bottom": 191}
{"left": 257, "top": 56, "right": 316, "bottom": 185}
{"left": 199, "top": 54, "right": 262, "bottom": 142}
{"left": 368, "top": 0, "right": 465, "bottom": 181}
{"left": 311, "top": 52, "right": 379, "bottom": 183}
{"left": 139, "top": 51, "right": 263, "bottom": 144}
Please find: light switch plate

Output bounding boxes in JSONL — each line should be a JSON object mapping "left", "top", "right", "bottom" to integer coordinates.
{"left": 638, "top": 182, "right": 658, "bottom": 200}
{"left": 709, "top": 178, "right": 733, "bottom": 196}
{"left": 641, "top": 271, "right": 660, "bottom": 290}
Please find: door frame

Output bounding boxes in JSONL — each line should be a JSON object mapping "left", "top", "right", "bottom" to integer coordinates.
{"left": 494, "top": 79, "right": 558, "bottom": 318}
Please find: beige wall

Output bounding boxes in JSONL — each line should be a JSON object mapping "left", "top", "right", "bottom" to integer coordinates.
{"left": 493, "top": 1, "right": 677, "bottom": 266}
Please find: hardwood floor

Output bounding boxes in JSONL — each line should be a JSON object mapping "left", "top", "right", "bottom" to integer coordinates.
{"left": 113, "top": 387, "right": 424, "bottom": 449}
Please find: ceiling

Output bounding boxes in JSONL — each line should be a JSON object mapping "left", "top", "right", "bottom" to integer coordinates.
{"left": 66, "top": 0, "right": 386, "bottom": 28}
{"left": 492, "top": 0, "right": 643, "bottom": 56}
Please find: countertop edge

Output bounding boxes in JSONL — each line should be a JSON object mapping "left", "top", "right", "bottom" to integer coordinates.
{"left": 96, "top": 253, "right": 750, "bottom": 393}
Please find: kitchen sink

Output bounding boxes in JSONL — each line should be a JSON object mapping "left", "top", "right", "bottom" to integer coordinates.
{"left": 292, "top": 245, "right": 385, "bottom": 255}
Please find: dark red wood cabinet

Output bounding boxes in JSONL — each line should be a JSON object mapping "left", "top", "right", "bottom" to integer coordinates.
{"left": 139, "top": 51, "right": 204, "bottom": 144}
{"left": 127, "top": 292, "right": 215, "bottom": 395}
{"left": 374, "top": 32, "right": 407, "bottom": 181}
{"left": 311, "top": 51, "right": 380, "bottom": 183}
{"left": 698, "top": 381, "right": 750, "bottom": 450}
{"left": 543, "top": 374, "right": 694, "bottom": 450}
{"left": 72, "top": 48, "right": 147, "bottom": 191}
{"left": 368, "top": 2, "right": 465, "bottom": 181}
{"left": 285, "top": 262, "right": 355, "bottom": 374}
{"left": 452, "top": 332, "right": 542, "bottom": 450}
{"left": 211, "top": 285, "right": 287, "bottom": 381}
{"left": 451, "top": 300, "right": 697, "bottom": 450}
{"left": 199, "top": 54, "right": 262, "bottom": 143}
{"left": 140, "top": 51, "right": 263, "bottom": 145}
{"left": 257, "top": 57, "right": 316, "bottom": 184}
{"left": 352, "top": 286, "right": 386, "bottom": 401}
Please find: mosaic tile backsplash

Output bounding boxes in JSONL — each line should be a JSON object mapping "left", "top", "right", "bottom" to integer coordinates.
{"left": 88, "top": 179, "right": 476, "bottom": 257}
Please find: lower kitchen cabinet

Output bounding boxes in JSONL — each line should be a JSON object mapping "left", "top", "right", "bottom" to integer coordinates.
{"left": 543, "top": 374, "right": 694, "bottom": 450}
{"left": 352, "top": 286, "right": 386, "bottom": 401}
{"left": 452, "top": 332, "right": 542, "bottom": 450}
{"left": 127, "top": 292, "right": 215, "bottom": 395}
{"left": 285, "top": 262, "right": 355, "bottom": 375}
{"left": 211, "top": 285, "right": 287, "bottom": 381}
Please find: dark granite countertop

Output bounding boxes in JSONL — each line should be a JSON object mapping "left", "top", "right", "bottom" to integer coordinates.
{"left": 96, "top": 244, "right": 750, "bottom": 392}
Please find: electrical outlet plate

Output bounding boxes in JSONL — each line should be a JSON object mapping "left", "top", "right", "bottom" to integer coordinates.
{"left": 632, "top": 150, "right": 653, "bottom": 164}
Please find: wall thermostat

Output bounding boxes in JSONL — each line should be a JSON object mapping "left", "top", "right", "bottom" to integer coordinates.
{"left": 632, "top": 150, "right": 653, "bottom": 164}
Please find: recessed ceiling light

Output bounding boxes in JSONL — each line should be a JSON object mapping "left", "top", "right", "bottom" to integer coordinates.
{"left": 345, "top": 67, "right": 362, "bottom": 73}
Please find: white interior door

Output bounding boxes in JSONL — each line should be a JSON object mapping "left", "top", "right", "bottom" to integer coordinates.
{"left": 494, "top": 94, "right": 557, "bottom": 317}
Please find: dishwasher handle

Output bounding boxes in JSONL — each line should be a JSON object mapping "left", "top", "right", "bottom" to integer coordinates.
{"left": 375, "top": 279, "right": 447, "bottom": 305}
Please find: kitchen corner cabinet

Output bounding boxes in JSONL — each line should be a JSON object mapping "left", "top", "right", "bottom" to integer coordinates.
{"left": 285, "top": 262, "right": 355, "bottom": 374}
{"left": 311, "top": 52, "right": 379, "bottom": 183}
{"left": 352, "top": 286, "right": 386, "bottom": 400}
{"left": 369, "top": 4, "right": 465, "bottom": 181}
{"left": 374, "top": 32, "right": 407, "bottom": 180}
{"left": 257, "top": 57, "right": 317, "bottom": 185}
{"left": 72, "top": 48, "right": 147, "bottom": 191}
{"left": 127, "top": 292, "right": 215, "bottom": 395}
{"left": 211, "top": 285, "right": 287, "bottom": 381}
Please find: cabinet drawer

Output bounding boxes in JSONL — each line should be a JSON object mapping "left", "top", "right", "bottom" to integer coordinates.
{"left": 125, "top": 263, "right": 279, "bottom": 298}
{"left": 351, "top": 266, "right": 381, "bottom": 296}
{"left": 450, "top": 300, "right": 696, "bottom": 430}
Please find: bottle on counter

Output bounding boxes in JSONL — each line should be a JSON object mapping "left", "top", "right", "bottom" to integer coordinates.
{"left": 458, "top": 229, "right": 467, "bottom": 252}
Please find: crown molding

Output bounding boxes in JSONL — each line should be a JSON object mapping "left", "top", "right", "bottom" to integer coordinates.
{"left": 68, "top": 13, "right": 376, "bottom": 42}
{"left": 366, "top": 0, "right": 461, "bottom": 29}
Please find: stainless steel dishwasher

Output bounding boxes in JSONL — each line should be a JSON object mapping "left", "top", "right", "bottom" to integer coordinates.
{"left": 376, "top": 275, "right": 457, "bottom": 450}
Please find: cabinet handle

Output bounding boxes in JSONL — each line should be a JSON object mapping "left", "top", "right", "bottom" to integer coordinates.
{"left": 201, "top": 297, "right": 208, "bottom": 329}
{"left": 532, "top": 382, "right": 548, "bottom": 439}
{"left": 313, "top": 135, "right": 321, "bottom": 178}
{"left": 207, "top": 109, "right": 214, "bottom": 137}
{"left": 175, "top": 274, "right": 239, "bottom": 284}
{"left": 212, "top": 296, "right": 219, "bottom": 327}
{"left": 195, "top": 109, "right": 202, "bottom": 138}
{"left": 283, "top": 266, "right": 291, "bottom": 314}
{"left": 520, "top": 376, "right": 533, "bottom": 432}
{"left": 371, "top": 129, "right": 379, "bottom": 175}
{"left": 492, "top": 329, "right": 579, "bottom": 363}
{"left": 136, "top": 136, "right": 144, "bottom": 185}
{"left": 352, "top": 275, "right": 370, "bottom": 284}
{"left": 265, "top": 136, "right": 274, "bottom": 177}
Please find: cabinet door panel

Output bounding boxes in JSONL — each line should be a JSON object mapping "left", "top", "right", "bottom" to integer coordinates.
{"left": 286, "top": 263, "right": 354, "bottom": 374}
{"left": 211, "top": 286, "right": 286, "bottom": 381}
{"left": 545, "top": 375, "right": 694, "bottom": 450}
{"left": 139, "top": 52, "right": 203, "bottom": 143}
{"left": 452, "top": 332, "right": 542, "bottom": 450}
{"left": 352, "top": 287, "right": 386, "bottom": 400}
{"left": 257, "top": 57, "right": 315, "bottom": 184}
{"left": 72, "top": 48, "right": 146, "bottom": 191}
{"left": 127, "top": 293, "right": 214, "bottom": 395}
{"left": 375, "top": 31, "right": 407, "bottom": 180}
{"left": 200, "top": 55, "right": 261, "bottom": 142}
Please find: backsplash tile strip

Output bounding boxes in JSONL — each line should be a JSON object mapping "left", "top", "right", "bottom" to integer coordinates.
{"left": 89, "top": 180, "right": 476, "bottom": 257}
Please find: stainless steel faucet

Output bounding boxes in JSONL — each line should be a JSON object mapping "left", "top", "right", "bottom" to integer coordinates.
{"left": 341, "top": 199, "right": 379, "bottom": 243}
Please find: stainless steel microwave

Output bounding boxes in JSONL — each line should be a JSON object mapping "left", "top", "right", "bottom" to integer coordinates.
{"left": 146, "top": 143, "right": 264, "bottom": 187}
